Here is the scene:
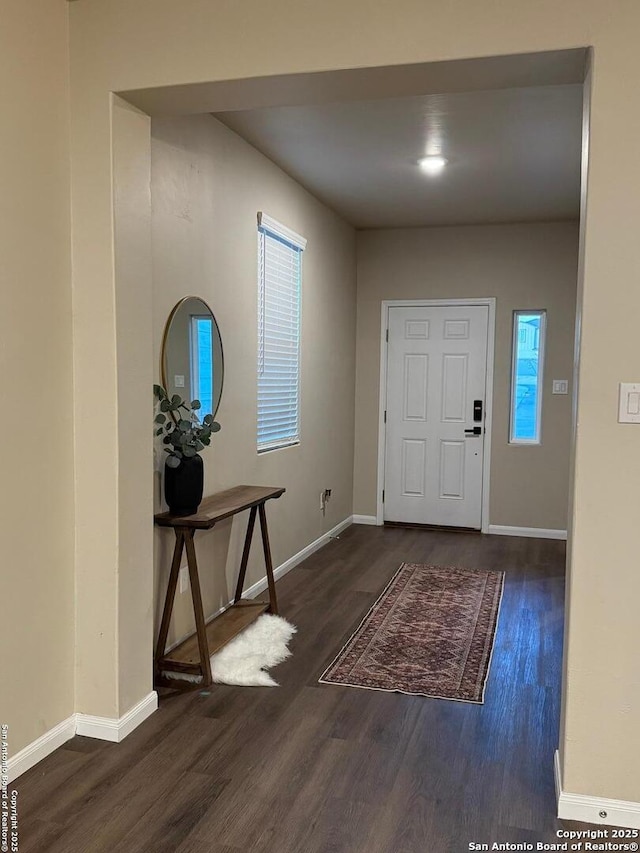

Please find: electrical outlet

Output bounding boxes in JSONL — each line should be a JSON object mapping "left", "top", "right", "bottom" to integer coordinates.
{"left": 179, "top": 565, "right": 189, "bottom": 594}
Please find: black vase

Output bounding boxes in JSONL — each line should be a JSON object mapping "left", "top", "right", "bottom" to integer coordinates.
{"left": 164, "top": 454, "right": 204, "bottom": 516}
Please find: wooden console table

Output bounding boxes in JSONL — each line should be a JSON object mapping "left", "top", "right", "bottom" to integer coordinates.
{"left": 154, "top": 484, "right": 285, "bottom": 690}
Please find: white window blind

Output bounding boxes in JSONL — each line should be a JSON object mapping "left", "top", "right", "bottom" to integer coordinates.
{"left": 257, "top": 213, "right": 306, "bottom": 453}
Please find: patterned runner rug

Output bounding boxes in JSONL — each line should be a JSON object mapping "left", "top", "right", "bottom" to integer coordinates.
{"left": 319, "top": 563, "right": 504, "bottom": 703}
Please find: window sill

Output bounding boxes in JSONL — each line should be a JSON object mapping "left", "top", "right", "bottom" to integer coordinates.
{"left": 257, "top": 440, "right": 300, "bottom": 455}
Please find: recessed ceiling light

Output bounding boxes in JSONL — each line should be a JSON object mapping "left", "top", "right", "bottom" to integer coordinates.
{"left": 418, "top": 156, "right": 447, "bottom": 174}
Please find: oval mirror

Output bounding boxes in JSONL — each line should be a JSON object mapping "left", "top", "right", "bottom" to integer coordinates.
{"left": 161, "top": 296, "right": 224, "bottom": 419}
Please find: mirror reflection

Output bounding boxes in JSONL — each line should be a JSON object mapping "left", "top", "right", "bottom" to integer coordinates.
{"left": 161, "top": 296, "right": 224, "bottom": 419}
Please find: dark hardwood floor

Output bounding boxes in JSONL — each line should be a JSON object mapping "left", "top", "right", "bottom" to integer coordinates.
{"left": 13, "top": 524, "right": 593, "bottom": 852}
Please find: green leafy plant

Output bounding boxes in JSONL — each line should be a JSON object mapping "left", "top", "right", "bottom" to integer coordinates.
{"left": 153, "top": 384, "right": 221, "bottom": 468}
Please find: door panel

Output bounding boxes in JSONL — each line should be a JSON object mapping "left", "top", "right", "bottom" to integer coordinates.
{"left": 441, "top": 354, "right": 468, "bottom": 422}
{"left": 384, "top": 305, "right": 489, "bottom": 528}
{"left": 405, "top": 319, "right": 430, "bottom": 339}
{"left": 402, "top": 439, "right": 427, "bottom": 496}
{"left": 403, "top": 354, "right": 429, "bottom": 421}
{"left": 439, "top": 440, "right": 465, "bottom": 499}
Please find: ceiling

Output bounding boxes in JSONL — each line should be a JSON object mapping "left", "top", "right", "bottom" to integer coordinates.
{"left": 215, "top": 84, "right": 583, "bottom": 229}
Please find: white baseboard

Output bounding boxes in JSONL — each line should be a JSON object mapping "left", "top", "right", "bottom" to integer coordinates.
{"left": 488, "top": 525, "right": 567, "bottom": 540}
{"left": 243, "top": 515, "right": 353, "bottom": 599}
{"left": 555, "top": 751, "right": 640, "bottom": 829}
{"left": 9, "top": 692, "right": 158, "bottom": 782}
{"left": 7, "top": 715, "right": 76, "bottom": 783}
{"left": 352, "top": 514, "right": 378, "bottom": 526}
{"left": 75, "top": 691, "right": 158, "bottom": 743}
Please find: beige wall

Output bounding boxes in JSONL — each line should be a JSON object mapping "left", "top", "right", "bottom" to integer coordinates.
{"left": 66, "top": 0, "right": 640, "bottom": 805}
{"left": 355, "top": 222, "right": 579, "bottom": 529}
{"left": 151, "top": 114, "right": 357, "bottom": 646}
{"left": 0, "top": 1, "right": 75, "bottom": 755}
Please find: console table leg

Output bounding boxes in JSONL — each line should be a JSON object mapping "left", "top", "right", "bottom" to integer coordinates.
{"left": 258, "top": 502, "right": 279, "bottom": 615}
{"left": 184, "top": 530, "right": 213, "bottom": 686}
{"left": 154, "top": 529, "right": 185, "bottom": 680}
{"left": 234, "top": 505, "right": 257, "bottom": 603}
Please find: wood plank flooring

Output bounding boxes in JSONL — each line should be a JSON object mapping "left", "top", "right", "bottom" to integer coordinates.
{"left": 12, "top": 524, "right": 596, "bottom": 852}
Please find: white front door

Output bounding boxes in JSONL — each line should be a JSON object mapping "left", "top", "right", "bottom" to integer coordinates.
{"left": 384, "top": 304, "right": 489, "bottom": 529}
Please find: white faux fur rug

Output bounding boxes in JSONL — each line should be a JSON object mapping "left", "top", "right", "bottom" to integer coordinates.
{"left": 165, "top": 613, "right": 296, "bottom": 687}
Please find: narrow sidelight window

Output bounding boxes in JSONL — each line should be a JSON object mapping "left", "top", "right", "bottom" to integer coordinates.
{"left": 510, "top": 310, "right": 546, "bottom": 444}
{"left": 190, "top": 315, "right": 214, "bottom": 417}
{"left": 257, "top": 212, "right": 306, "bottom": 453}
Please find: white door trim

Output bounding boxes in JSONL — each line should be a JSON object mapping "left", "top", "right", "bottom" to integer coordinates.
{"left": 376, "top": 298, "right": 496, "bottom": 532}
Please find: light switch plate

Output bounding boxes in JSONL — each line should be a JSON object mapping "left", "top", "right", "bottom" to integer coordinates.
{"left": 552, "top": 379, "right": 569, "bottom": 395}
{"left": 618, "top": 382, "right": 640, "bottom": 423}
{"left": 174, "top": 375, "right": 185, "bottom": 387}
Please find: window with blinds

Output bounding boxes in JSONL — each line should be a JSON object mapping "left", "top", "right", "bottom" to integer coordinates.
{"left": 257, "top": 213, "right": 306, "bottom": 453}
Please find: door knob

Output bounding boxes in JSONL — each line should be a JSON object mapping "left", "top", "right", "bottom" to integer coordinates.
{"left": 464, "top": 426, "right": 482, "bottom": 436}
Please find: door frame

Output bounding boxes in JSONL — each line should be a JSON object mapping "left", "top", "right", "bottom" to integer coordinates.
{"left": 376, "top": 298, "right": 496, "bottom": 532}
